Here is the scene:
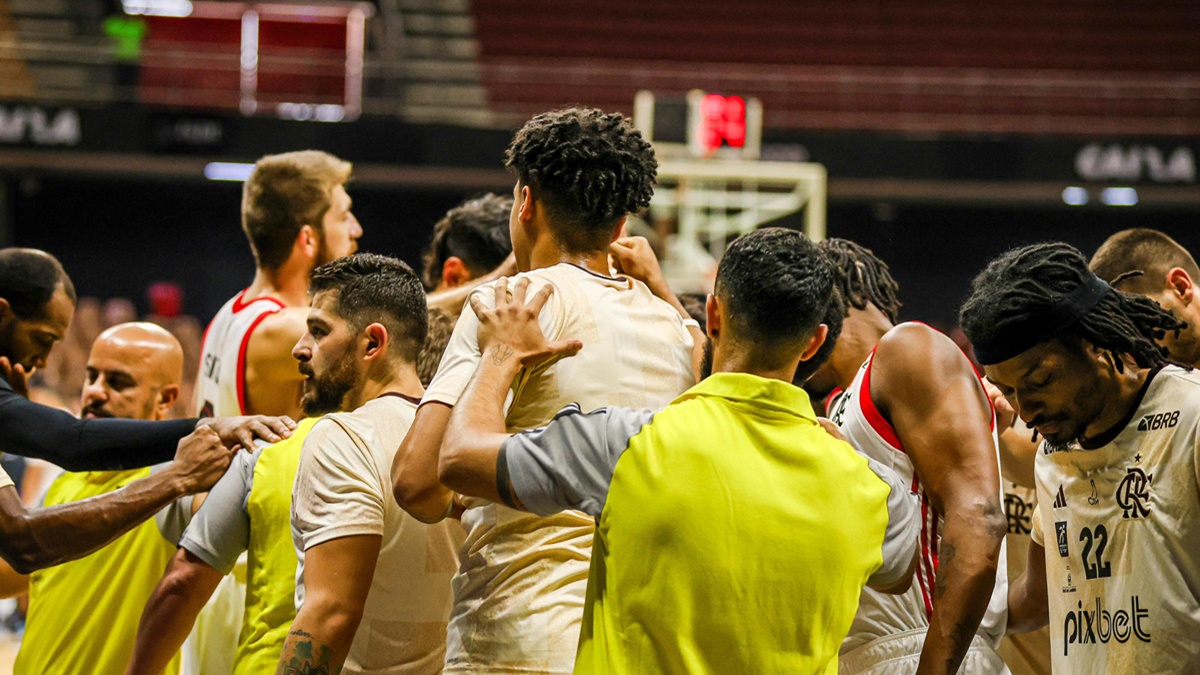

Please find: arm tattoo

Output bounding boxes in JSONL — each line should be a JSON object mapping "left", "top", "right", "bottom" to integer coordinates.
{"left": 983, "top": 500, "right": 1007, "bottom": 540}
{"left": 278, "top": 629, "right": 336, "bottom": 675}
{"left": 489, "top": 344, "right": 514, "bottom": 366}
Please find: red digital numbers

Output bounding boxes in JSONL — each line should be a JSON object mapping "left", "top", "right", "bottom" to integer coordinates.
{"left": 699, "top": 94, "right": 746, "bottom": 151}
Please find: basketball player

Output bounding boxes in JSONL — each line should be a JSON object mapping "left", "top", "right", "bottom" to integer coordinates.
{"left": 1091, "top": 227, "right": 1200, "bottom": 367}
{"left": 418, "top": 194, "right": 515, "bottom": 385}
{"left": 436, "top": 228, "right": 919, "bottom": 673}
{"left": 420, "top": 193, "right": 514, "bottom": 296}
{"left": 13, "top": 323, "right": 198, "bottom": 675}
{"left": 279, "top": 254, "right": 461, "bottom": 674}
{"left": 392, "top": 108, "right": 696, "bottom": 673}
{"left": 961, "top": 242, "right": 1200, "bottom": 673}
{"left": 127, "top": 421, "right": 320, "bottom": 675}
{"left": 805, "top": 239, "right": 1008, "bottom": 674}
{"left": 0, "top": 248, "right": 292, "bottom": 471}
{"left": 190, "top": 149, "right": 359, "bottom": 673}
{"left": 196, "top": 149, "right": 361, "bottom": 420}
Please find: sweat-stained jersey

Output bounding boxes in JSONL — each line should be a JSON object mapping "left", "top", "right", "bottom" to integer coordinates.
{"left": 422, "top": 263, "right": 695, "bottom": 673}
{"left": 826, "top": 334, "right": 1008, "bottom": 662}
{"left": 1029, "top": 365, "right": 1200, "bottom": 673}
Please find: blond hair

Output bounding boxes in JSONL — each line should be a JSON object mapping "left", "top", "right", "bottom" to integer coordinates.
{"left": 241, "top": 150, "right": 352, "bottom": 270}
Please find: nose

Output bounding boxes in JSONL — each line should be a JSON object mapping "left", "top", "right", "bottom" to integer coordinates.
{"left": 349, "top": 214, "right": 363, "bottom": 240}
{"left": 81, "top": 376, "right": 108, "bottom": 407}
{"left": 292, "top": 335, "right": 311, "bottom": 362}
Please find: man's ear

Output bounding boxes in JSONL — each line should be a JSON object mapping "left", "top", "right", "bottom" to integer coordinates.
{"left": 363, "top": 323, "right": 389, "bottom": 361}
{"left": 705, "top": 294, "right": 721, "bottom": 339}
{"left": 0, "top": 298, "right": 10, "bottom": 327}
{"left": 798, "top": 324, "right": 830, "bottom": 362}
{"left": 296, "top": 225, "right": 320, "bottom": 260}
{"left": 155, "top": 384, "right": 180, "bottom": 418}
{"left": 441, "top": 257, "right": 472, "bottom": 289}
{"left": 1166, "top": 267, "right": 1194, "bottom": 306}
{"left": 517, "top": 185, "right": 535, "bottom": 225}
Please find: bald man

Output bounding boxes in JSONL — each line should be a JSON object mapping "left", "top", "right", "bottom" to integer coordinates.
{"left": 12, "top": 323, "right": 205, "bottom": 675}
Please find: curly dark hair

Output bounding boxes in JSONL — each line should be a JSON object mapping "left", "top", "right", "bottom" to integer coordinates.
{"left": 421, "top": 193, "right": 513, "bottom": 291}
{"left": 818, "top": 238, "right": 902, "bottom": 324}
{"left": 505, "top": 108, "right": 657, "bottom": 251}
{"left": 715, "top": 228, "right": 833, "bottom": 352}
{"left": 310, "top": 253, "right": 428, "bottom": 362}
{"left": 0, "top": 248, "right": 76, "bottom": 318}
{"left": 960, "top": 242, "right": 1185, "bottom": 370}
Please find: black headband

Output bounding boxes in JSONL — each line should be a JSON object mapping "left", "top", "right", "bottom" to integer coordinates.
{"left": 972, "top": 273, "right": 1111, "bottom": 366}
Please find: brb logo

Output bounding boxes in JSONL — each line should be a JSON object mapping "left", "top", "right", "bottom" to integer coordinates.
{"left": 1115, "top": 467, "right": 1153, "bottom": 519}
{"left": 1062, "top": 596, "right": 1151, "bottom": 656}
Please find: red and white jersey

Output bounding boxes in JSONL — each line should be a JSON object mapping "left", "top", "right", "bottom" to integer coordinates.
{"left": 828, "top": 336, "right": 1008, "bottom": 656}
{"left": 194, "top": 290, "right": 286, "bottom": 417}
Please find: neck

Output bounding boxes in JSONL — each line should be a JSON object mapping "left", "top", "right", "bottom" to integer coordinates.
{"left": 346, "top": 362, "right": 424, "bottom": 411}
{"left": 246, "top": 262, "right": 310, "bottom": 307}
{"left": 525, "top": 235, "right": 611, "bottom": 276}
{"left": 1080, "top": 361, "right": 1153, "bottom": 444}
{"left": 711, "top": 340, "right": 802, "bottom": 384}
{"left": 830, "top": 305, "right": 895, "bottom": 389}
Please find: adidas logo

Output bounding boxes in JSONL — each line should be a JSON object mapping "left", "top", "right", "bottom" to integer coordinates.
{"left": 1053, "top": 485, "right": 1067, "bottom": 509}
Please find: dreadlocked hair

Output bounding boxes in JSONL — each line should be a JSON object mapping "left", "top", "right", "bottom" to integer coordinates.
{"left": 959, "top": 242, "right": 1185, "bottom": 371}
{"left": 817, "top": 238, "right": 902, "bottom": 323}
{"left": 505, "top": 108, "right": 657, "bottom": 251}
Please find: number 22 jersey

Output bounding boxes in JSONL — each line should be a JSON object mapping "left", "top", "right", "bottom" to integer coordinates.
{"left": 1030, "top": 365, "right": 1200, "bottom": 673}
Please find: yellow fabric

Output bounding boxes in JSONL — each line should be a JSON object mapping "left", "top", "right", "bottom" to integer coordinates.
{"left": 15, "top": 468, "right": 180, "bottom": 675}
{"left": 234, "top": 416, "right": 318, "bottom": 675}
{"left": 576, "top": 373, "right": 893, "bottom": 674}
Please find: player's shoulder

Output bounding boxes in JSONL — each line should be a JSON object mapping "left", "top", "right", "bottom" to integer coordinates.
{"left": 875, "top": 322, "right": 969, "bottom": 374}
{"left": 1146, "top": 365, "right": 1200, "bottom": 417}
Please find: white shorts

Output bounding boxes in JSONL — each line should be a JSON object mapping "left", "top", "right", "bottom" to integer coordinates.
{"left": 840, "top": 628, "right": 1010, "bottom": 675}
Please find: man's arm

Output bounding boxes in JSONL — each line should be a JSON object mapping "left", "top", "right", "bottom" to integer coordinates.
{"left": 126, "top": 548, "right": 225, "bottom": 675}
{"left": 872, "top": 324, "right": 1006, "bottom": 675}
{"left": 0, "top": 427, "right": 230, "bottom": 573}
{"left": 0, "top": 376, "right": 292, "bottom": 471}
{"left": 1006, "top": 541, "right": 1049, "bottom": 634}
{"left": 0, "top": 557, "right": 27, "bottom": 599}
{"left": 392, "top": 402, "right": 458, "bottom": 523}
{"left": 128, "top": 446, "right": 258, "bottom": 673}
{"left": 277, "top": 534, "right": 380, "bottom": 675}
{"left": 243, "top": 308, "right": 308, "bottom": 419}
{"left": 425, "top": 252, "right": 517, "bottom": 318}
{"left": 610, "top": 237, "right": 705, "bottom": 380}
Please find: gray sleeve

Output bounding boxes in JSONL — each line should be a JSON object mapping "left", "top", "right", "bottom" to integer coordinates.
{"left": 863, "top": 456, "right": 920, "bottom": 587}
{"left": 149, "top": 462, "right": 195, "bottom": 545}
{"left": 502, "top": 404, "right": 656, "bottom": 518}
{"left": 176, "top": 448, "right": 259, "bottom": 575}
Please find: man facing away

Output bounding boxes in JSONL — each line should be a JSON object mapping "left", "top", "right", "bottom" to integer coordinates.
{"left": 14, "top": 323, "right": 198, "bottom": 675}
{"left": 804, "top": 239, "right": 1008, "bottom": 674}
{"left": 962, "top": 242, "right": 1200, "bottom": 674}
{"left": 279, "top": 254, "right": 462, "bottom": 674}
{"left": 435, "top": 228, "right": 919, "bottom": 674}
{"left": 392, "top": 108, "right": 697, "bottom": 673}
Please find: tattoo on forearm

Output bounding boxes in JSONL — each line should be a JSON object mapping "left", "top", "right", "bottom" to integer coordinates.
{"left": 934, "top": 542, "right": 956, "bottom": 600}
{"left": 489, "top": 344, "right": 514, "bottom": 366}
{"left": 947, "top": 617, "right": 977, "bottom": 672}
{"left": 278, "top": 629, "right": 336, "bottom": 675}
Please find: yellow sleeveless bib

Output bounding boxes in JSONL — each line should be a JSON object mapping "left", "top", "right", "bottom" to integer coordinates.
{"left": 234, "top": 416, "right": 318, "bottom": 675}
{"left": 16, "top": 468, "right": 180, "bottom": 675}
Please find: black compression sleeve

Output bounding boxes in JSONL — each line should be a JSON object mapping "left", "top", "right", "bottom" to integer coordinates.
{"left": 0, "top": 381, "right": 196, "bottom": 471}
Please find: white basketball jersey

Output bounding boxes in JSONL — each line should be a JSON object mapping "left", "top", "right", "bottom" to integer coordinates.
{"left": 1031, "top": 365, "right": 1200, "bottom": 674}
{"left": 828, "top": 335, "right": 1008, "bottom": 657}
{"left": 194, "top": 290, "right": 286, "bottom": 417}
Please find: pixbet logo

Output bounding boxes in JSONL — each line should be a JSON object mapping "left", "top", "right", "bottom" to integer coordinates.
{"left": 1062, "top": 595, "right": 1151, "bottom": 656}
